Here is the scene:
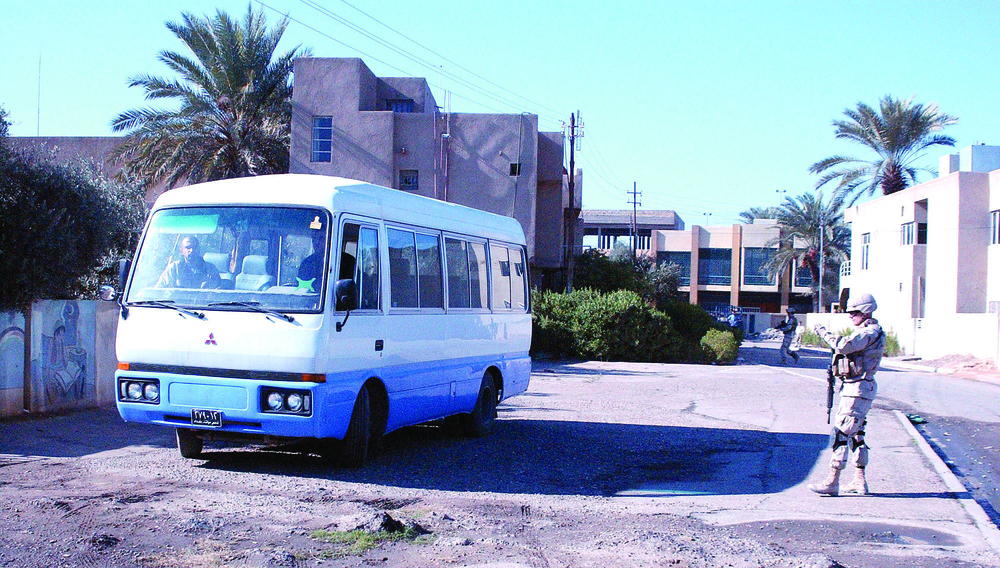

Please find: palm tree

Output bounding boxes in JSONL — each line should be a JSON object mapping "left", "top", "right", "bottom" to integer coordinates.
{"left": 763, "top": 192, "right": 850, "bottom": 312}
{"left": 111, "top": 7, "right": 306, "bottom": 188}
{"left": 739, "top": 205, "right": 781, "bottom": 224}
{"left": 810, "top": 96, "right": 957, "bottom": 205}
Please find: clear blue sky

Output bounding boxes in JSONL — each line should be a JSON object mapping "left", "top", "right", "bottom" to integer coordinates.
{"left": 3, "top": 1, "right": 998, "bottom": 224}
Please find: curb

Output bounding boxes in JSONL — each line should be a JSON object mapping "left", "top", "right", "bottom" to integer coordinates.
{"left": 893, "top": 409, "right": 1000, "bottom": 553}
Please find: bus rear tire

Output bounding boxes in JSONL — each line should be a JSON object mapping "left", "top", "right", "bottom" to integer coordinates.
{"left": 466, "top": 374, "right": 498, "bottom": 437}
{"left": 176, "top": 428, "right": 203, "bottom": 459}
{"left": 338, "top": 385, "right": 371, "bottom": 468}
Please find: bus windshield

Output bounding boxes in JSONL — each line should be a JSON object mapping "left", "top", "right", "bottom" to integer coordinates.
{"left": 126, "top": 206, "right": 331, "bottom": 313}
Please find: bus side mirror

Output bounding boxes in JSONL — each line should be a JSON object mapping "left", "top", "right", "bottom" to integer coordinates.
{"left": 335, "top": 279, "right": 357, "bottom": 333}
{"left": 335, "top": 279, "right": 358, "bottom": 312}
{"left": 117, "top": 258, "right": 131, "bottom": 292}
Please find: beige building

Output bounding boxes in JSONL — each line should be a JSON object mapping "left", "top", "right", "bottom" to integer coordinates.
{"left": 838, "top": 144, "right": 1000, "bottom": 360}
{"left": 653, "top": 219, "right": 813, "bottom": 314}
{"left": 289, "top": 58, "right": 573, "bottom": 282}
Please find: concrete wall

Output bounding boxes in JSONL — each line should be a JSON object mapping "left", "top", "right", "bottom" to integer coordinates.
{"left": 0, "top": 301, "right": 119, "bottom": 418}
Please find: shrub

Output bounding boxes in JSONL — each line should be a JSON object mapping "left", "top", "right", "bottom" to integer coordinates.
{"left": 573, "top": 249, "right": 643, "bottom": 294}
{"left": 571, "top": 290, "right": 673, "bottom": 362}
{"left": 884, "top": 330, "right": 902, "bottom": 356}
{"left": 531, "top": 288, "right": 600, "bottom": 358}
{"left": 0, "top": 143, "right": 146, "bottom": 311}
{"left": 700, "top": 329, "right": 739, "bottom": 365}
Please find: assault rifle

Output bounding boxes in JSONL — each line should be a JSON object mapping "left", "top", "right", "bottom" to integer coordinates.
{"left": 826, "top": 358, "right": 835, "bottom": 424}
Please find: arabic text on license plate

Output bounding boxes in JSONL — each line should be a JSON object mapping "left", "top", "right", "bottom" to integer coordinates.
{"left": 191, "top": 409, "right": 222, "bottom": 428}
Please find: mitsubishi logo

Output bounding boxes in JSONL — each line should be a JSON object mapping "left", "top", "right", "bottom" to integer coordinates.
{"left": 205, "top": 333, "right": 217, "bottom": 346}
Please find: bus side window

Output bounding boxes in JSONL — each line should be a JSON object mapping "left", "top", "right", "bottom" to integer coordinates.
{"left": 509, "top": 247, "right": 526, "bottom": 312}
{"left": 446, "top": 238, "right": 471, "bottom": 308}
{"left": 358, "top": 227, "right": 380, "bottom": 310}
{"left": 388, "top": 229, "right": 418, "bottom": 308}
{"left": 469, "top": 241, "right": 488, "bottom": 309}
{"left": 490, "top": 244, "right": 512, "bottom": 310}
{"left": 339, "top": 223, "right": 360, "bottom": 281}
{"left": 416, "top": 233, "right": 443, "bottom": 308}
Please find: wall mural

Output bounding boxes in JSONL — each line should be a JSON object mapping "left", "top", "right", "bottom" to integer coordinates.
{"left": 30, "top": 301, "right": 96, "bottom": 412}
{"left": 0, "top": 311, "right": 26, "bottom": 393}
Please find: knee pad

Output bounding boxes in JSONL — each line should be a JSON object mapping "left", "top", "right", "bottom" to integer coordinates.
{"left": 831, "top": 428, "right": 849, "bottom": 450}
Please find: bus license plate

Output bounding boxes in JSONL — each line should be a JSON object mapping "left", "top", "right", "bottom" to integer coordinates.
{"left": 191, "top": 409, "right": 222, "bottom": 428}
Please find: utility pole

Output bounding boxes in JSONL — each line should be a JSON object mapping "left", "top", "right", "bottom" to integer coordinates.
{"left": 565, "top": 111, "right": 582, "bottom": 292}
{"left": 818, "top": 212, "right": 824, "bottom": 313}
{"left": 628, "top": 182, "right": 641, "bottom": 257}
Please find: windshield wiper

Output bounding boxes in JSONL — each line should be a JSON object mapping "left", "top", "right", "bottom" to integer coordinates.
{"left": 207, "top": 301, "right": 295, "bottom": 323}
{"left": 127, "top": 300, "right": 206, "bottom": 320}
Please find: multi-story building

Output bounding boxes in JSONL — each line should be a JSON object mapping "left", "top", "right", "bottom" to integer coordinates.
{"left": 839, "top": 144, "right": 1000, "bottom": 360}
{"left": 653, "top": 219, "right": 813, "bottom": 314}
{"left": 289, "top": 57, "right": 574, "bottom": 283}
{"left": 581, "top": 210, "right": 813, "bottom": 315}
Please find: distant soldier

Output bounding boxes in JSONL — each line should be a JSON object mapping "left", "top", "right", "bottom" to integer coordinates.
{"left": 776, "top": 308, "right": 799, "bottom": 364}
{"left": 809, "top": 293, "right": 885, "bottom": 496}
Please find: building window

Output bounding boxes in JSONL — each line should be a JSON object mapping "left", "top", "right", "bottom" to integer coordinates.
{"left": 901, "top": 222, "right": 915, "bottom": 245}
{"left": 917, "top": 222, "right": 927, "bottom": 244}
{"left": 399, "top": 170, "right": 419, "bottom": 192}
{"left": 698, "top": 248, "right": 731, "bottom": 286}
{"left": 993, "top": 211, "right": 1000, "bottom": 245}
{"left": 743, "top": 248, "right": 776, "bottom": 286}
{"left": 509, "top": 163, "right": 521, "bottom": 176}
{"left": 794, "top": 265, "right": 813, "bottom": 288}
{"left": 657, "top": 251, "right": 691, "bottom": 286}
{"left": 861, "top": 233, "right": 870, "bottom": 270}
{"left": 311, "top": 117, "right": 333, "bottom": 162}
{"left": 387, "top": 99, "right": 414, "bottom": 113}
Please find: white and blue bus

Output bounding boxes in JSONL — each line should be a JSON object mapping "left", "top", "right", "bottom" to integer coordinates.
{"left": 104, "top": 174, "right": 531, "bottom": 466}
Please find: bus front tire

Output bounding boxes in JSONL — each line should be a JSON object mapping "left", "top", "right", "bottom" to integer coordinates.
{"left": 176, "top": 428, "right": 203, "bottom": 459}
{"left": 338, "top": 385, "right": 371, "bottom": 468}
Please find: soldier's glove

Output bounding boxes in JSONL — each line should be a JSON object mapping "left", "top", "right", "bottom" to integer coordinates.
{"left": 813, "top": 323, "right": 826, "bottom": 335}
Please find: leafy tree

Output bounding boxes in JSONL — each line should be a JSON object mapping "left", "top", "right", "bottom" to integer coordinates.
{"left": 0, "top": 126, "right": 146, "bottom": 311}
{"left": 111, "top": 6, "right": 307, "bottom": 189}
{"left": 0, "top": 105, "right": 9, "bottom": 138}
{"left": 810, "top": 96, "right": 957, "bottom": 205}
{"left": 761, "top": 192, "right": 850, "bottom": 312}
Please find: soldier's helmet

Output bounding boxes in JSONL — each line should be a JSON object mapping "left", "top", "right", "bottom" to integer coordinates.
{"left": 847, "top": 293, "right": 878, "bottom": 314}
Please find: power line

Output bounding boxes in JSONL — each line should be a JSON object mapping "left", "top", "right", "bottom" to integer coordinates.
{"left": 329, "top": 0, "right": 567, "bottom": 121}
{"left": 282, "top": 0, "right": 564, "bottom": 126}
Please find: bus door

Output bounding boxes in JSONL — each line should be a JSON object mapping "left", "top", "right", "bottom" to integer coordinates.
{"left": 333, "top": 219, "right": 384, "bottom": 381}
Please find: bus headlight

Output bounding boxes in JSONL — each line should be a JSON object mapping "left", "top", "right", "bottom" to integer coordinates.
{"left": 118, "top": 378, "right": 160, "bottom": 405}
{"left": 267, "top": 392, "right": 284, "bottom": 411}
{"left": 261, "top": 388, "right": 311, "bottom": 416}
{"left": 127, "top": 382, "right": 143, "bottom": 400}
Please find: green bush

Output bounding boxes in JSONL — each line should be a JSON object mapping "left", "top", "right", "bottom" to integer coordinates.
{"left": 571, "top": 290, "right": 673, "bottom": 362}
{"left": 884, "top": 330, "right": 902, "bottom": 357}
{"left": 531, "top": 288, "right": 599, "bottom": 358}
{"left": 0, "top": 141, "right": 146, "bottom": 311}
{"left": 700, "top": 329, "right": 739, "bottom": 365}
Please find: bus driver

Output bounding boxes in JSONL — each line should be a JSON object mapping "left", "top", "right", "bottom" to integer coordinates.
{"left": 157, "top": 236, "right": 221, "bottom": 289}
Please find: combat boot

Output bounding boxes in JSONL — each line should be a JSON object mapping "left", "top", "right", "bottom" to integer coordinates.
{"left": 843, "top": 468, "right": 868, "bottom": 495}
{"left": 808, "top": 468, "right": 841, "bottom": 495}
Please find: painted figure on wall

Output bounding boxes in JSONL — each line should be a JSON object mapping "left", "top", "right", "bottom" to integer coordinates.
{"left": 31, "top": 301, "right": 94, "bottom": 409}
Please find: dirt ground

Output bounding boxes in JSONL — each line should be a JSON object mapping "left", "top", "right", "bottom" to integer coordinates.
{"left": 0, "top": 361, "right": 992, "bottom": 568}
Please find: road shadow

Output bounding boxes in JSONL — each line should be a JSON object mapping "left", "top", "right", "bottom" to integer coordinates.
{"left": 0, "top": 408, "right": 174, "bottom": 460}
{"left": 196, "top": 418, "right": 828, "bottom": 497}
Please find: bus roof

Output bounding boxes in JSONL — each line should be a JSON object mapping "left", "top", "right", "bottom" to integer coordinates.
{"left": 151, "top": 174, "right": 526, "bottom": 246}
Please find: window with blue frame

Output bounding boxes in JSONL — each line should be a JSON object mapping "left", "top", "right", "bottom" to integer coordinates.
{"left": 311, "top": 117, "right": 333, "bottom": 162}
{"left": 698, "top": 248, "right": 731, "bottom": 286}
{"left": 657, "top": 251, "right": 691, "bottom": 285}
{"left": 743, "top": 248, "right": 776, "bottom": 286}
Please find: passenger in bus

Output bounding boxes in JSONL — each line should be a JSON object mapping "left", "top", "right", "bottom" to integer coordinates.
{"left": 156, "top": 236, "right": 221, "bottom": 289}
{"left": 296, "top": 231, "right": 326, "bottom": 293}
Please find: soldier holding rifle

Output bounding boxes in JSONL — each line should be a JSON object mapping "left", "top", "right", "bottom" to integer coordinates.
{"left": 808, "top": 293, "right": 885, "bottom": 496}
